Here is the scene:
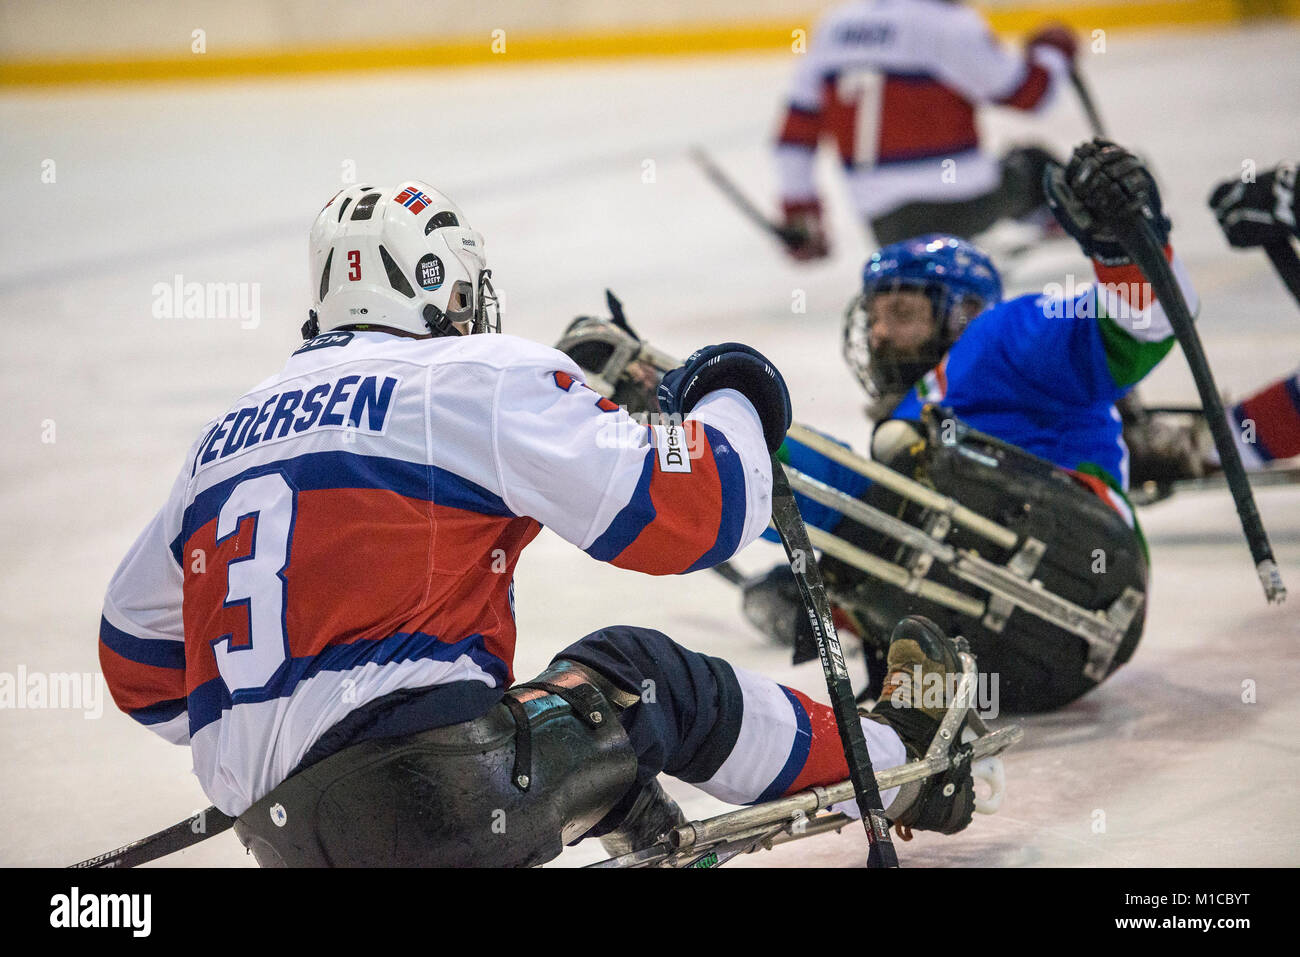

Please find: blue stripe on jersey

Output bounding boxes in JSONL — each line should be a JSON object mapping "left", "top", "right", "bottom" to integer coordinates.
{"left": 182, "top": 451, "right": 514, "bottom": 544}
{"left": 683, "top": 423, "right": 748, "bottom": 572}
{"left": 1286, "top": 376, "right": 1300, "bottom": 415}
{"left": 99, "top": 616, "right": 186, "bottom": 670}
{"left": 186, "top": 630, "right": 508, "bottom": 736}
{"left": 583, "top": 449, "right": 656, "bottom": 562}
{"left": 130, "top": 697, "right": 187, "bottom": 726}
{"left": 755, "top": 686, "right": 813, "bottom": 803}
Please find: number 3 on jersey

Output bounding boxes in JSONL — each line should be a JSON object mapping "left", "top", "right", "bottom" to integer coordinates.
{"left": 213, "top": 473, "right": 296, "bottom": 695}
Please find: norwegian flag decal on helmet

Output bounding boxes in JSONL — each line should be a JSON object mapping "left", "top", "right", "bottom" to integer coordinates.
{"left": 395, "top": 187, "right": 432, "bottom": 214}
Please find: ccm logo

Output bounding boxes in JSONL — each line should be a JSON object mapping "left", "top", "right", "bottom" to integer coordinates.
{"left": 654, "top": 423, "right": 693, "bottom": 473}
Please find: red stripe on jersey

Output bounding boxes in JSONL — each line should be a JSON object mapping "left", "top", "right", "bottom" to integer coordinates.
{"left": 182, "top": 488, "right": 539, "bottom": 693}
{"left": 785, "top": 688, "right": 850, "bottom": 795}
{"left": 610, "top": 420, "right": 724, "bottom": 575}
{"left": 876, "top": 76, "right": 978, "bottom": 163}
{"left": 1239, "top": 381, "right": 1300, "bottom": 459}
{"left": 778, "top": 105, "right": 821, "bottom": 148}
{"left": 99, "top": 640, "right": 185, "bottom": 714}
{"left": 1093, "top": 246, "right": 1171, "bottom": 313}
{"left": 997, "top": 62, "right": 1051, "bottom": 110}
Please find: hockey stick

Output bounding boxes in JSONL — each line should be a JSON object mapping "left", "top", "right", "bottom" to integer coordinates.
{"left": 1263, "top": 240, "right": 1300, "bottom": 307}
{"left": 70, "top": 806, "right": 233, "bottom": 868}
{"left": 688, "top": 146, "right": 806, "bottom": 250}
{"left": 768, "top": 454, "right": 899, "bottom": 868}
{"left": 1069, "top": 66, "right": 1107, "bottom": 139}
{"left": 1115, "top": 215, "right": 1286, "bottom": 603}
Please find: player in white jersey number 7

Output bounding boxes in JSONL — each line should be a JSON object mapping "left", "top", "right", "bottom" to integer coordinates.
{"left": 97, "top": 180, "right": 1009, "bottom": 866}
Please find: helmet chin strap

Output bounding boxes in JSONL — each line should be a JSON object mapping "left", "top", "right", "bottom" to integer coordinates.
{"left": 422, "top": 303, "right": 465, "bottom": 338}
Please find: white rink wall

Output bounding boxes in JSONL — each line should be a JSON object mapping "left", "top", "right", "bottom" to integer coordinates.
{"left": 0, "top": 0, "right": 1234, "bottom": 59}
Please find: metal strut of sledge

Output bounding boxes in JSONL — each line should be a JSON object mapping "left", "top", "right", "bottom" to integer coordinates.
{"left": 555, "top": 321, "right": 1145, "bottom": 682}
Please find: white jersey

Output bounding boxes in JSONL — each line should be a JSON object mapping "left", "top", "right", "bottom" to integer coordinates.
{"left": 776, "top": 0, "right": 1067, "bottom": 217}
{"left": 99, "top": 330, "right": 772, "bottom": 816}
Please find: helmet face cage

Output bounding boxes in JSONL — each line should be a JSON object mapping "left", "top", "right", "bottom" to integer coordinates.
{"left": 844, "top": 279, "right": 960, "bottom": 403}
{"left": 474, "top": 269, "right": 501, "bottom": 335}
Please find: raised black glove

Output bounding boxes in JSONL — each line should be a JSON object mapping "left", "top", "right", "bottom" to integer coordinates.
{"left": 658, "top": 342, "right": 792, "bottom": 453}
{"left": 1208, "top": 163, "right": 1299, "bottom": 248}
{"left": 1045, "top": 138, "right": 1171, "bottom": 266}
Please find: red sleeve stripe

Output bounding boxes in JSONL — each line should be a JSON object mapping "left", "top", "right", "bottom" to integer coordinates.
{"left": 585, "top": 421, "right": 746, "bottom": 576}
{"left": 997, "top": 62, "right": 1051, "bottom": 110}
{"left": 607, "top": 421, "right": 725, "bottom": 574}
{"left": 1094, "top": 245, "right": 1172, "bottom": 314}
{"left": 1237, "top": 377, "right": 1300, "bottom": 460}
{"left": 99, "top": 638, "right": 186, "bottom": 715}
{"left": 778, "top": 104, "right": 822, "bottom": 148}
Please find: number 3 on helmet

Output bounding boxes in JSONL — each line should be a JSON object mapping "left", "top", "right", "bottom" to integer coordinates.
{"left": 305, "top": 180, "right": 500, "bottom": 340}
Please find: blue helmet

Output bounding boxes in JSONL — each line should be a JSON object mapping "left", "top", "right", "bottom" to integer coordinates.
{"left": 844, "top": 234, "right": 1002, "bottom": 411}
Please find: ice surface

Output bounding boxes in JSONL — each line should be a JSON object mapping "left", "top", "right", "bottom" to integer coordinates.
{"left": 1, "top": 23, "right": 1297, "bottom": 867}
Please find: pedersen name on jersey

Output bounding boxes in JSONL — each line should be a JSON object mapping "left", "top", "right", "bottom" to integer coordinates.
{"left": 196, "top": 374, "right": 400, "bottom": 468}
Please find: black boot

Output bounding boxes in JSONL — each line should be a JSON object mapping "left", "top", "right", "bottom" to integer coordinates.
{"left": 863, "top": 616, "right": 976, "bottom": 836}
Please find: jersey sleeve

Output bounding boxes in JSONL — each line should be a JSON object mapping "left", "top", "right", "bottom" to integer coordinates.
{"left": 1091, "top": 248, "right": 1198, "bottom": 389}
{"left": 98, "top": 446, "right": 196, "bottom": 745}
{"left": 774, "top": 9, "right": 841, "bottom": 201}
{"left": 492, "top": 364, "right": 773, "bottom": 575}
{"left": 932, "top": 10, "right": 1064, "bottom": 111}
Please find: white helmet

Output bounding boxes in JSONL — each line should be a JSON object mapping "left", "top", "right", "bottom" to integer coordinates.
{"left": 305, "top": 181, "right": 499, "bottom": 339}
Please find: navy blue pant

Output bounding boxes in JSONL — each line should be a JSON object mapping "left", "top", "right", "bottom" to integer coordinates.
{"left": 554, "top": 625, "right": 744, "bottom": 834}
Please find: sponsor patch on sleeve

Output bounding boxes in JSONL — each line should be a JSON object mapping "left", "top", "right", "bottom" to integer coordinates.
{"left": 653, "top": 423, "right": 693, "bottom": 474}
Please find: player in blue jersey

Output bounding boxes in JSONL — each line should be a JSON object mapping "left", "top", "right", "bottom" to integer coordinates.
{"left": 742, "top": 140, "right": 1203, "bottom": 712}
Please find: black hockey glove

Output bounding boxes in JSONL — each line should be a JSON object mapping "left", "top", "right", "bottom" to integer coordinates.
{"left": 1208, "top": 162, "right": 1299, "bottom": 248}
{"left": 658, "top": 343, "right": 792, "bottom": 453}
{"left": 1044, "top": 139, "right": 1171, "bottom": 266}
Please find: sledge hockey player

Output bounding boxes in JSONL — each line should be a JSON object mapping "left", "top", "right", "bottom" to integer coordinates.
{"left": 1208, "top": 161, "right": 1300, "bottom": 467}
{"left": 774, "top": 0, "right": 1078, "bottom": 258}
{"left": 97, "top": 181, "right": 990, "bottom": 867}
{"left": 563, "top": 140, "right": 1186, "bottom": 713}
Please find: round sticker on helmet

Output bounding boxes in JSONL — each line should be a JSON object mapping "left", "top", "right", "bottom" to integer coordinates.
{"left": 416, "top": 254, "right": 444, "bottom": 291}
